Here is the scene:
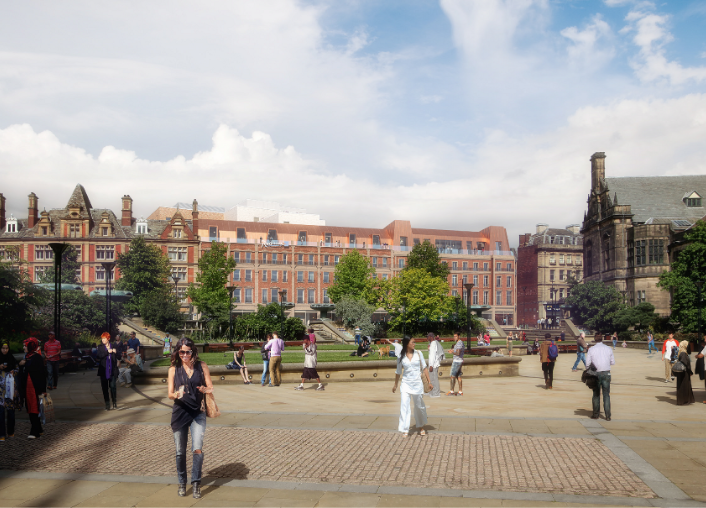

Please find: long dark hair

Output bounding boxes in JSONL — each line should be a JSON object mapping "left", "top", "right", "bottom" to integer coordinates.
{"left": 170, "top": 337, "right": 200, "bottom": 367}
{"left": 398, "top": 336, "right": 412, "bottom": 363}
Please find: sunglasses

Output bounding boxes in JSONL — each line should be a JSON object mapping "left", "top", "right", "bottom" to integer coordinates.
{"left": 178, "top": 350, "right": 193, "bottom": 356}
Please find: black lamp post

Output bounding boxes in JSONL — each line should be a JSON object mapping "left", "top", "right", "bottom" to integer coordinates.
{"left": 278, "top": 289, "right": 287, "bottom": 338}
{"left": 696, "top": 282, "right": 703, "bottom": 345}
{"left": 463, "top": 282, "right": 475, "bottom": 352}
{"left": 227, "top": 284, "right": 236, "bottom": 340}
{"left": 48, "top": 243, "right": 69, "bottom": 343}
{"left": 171, "top": 274, "right": 179, "bottom": 300}
{"left": 549, "top": 283, "right": 557, "bottom": 329}
{"left": 101, "top": 261, "right": 116, "bottom": 334}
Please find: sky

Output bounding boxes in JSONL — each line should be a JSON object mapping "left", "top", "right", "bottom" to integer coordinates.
{"left": 1, "top": 0, "right": 706, "bottom": 246}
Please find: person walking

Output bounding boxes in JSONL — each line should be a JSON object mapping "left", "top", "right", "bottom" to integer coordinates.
{"left": 354, "top": 326, "right": 361, "bottom": 346}
{"left": 0, "top": 342, "right": 19, "bottom": 441}
{"left": 230, "top": 346, "right": 251, "bottom": 384}
{"left": 260, "top": 335, "right": 272, "bottom": 387}
{"left": 662, "top": 333, "right": 678, "bottom": 383}
{"left": 18, "top": 337, "right": 46, "bottom": 439}
{"left": 572, "top": 332, "right": 589, "bottom": 372}
{"left": 265, "top": 332, "right": 285, "bottom": 386}
{"left": 127, "top": 332, "right": 141, "bottom": 359}
{"left": 163, "top": 333, "right": 172, "bottom": 356}
{"left": 44, "top": 331, "right": 61, "bottom": 391}
{"left": 506, "top": 333, "right": 514, "bottom": 357}
{"left": 427, "top": 333, "right": 444, "bottom": 397}
{"left": 647, "top": 331, "right": 655, "bottom": 355}
{"left": 675, "top": 340, "right": 695, "bottom": 405}
{"left": 295, "top": 337, "right": 324, "bottom": 390}
{"left": 446, "top": 333, "right": 464, "bottom": 396}
{"left": 97, "top": 332, "right": 119, "bottom": 410}
{"left": 585, "top": 333, "right": 615, "bottom": 420}
{"left": 167, "top": 337, "right": 214, "bottom": 499}
{"left": 611, "top": 332, "right": 618, "bottom": 350}
{"left": 539, "top": 333, "right": 557, "bottom": 389}
{"left": 392, "top": 337, "right": 430, "bottom": 436}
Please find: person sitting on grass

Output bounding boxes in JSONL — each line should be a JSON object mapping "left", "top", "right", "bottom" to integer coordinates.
{"left": 350, "top": 337, "right": 371, "bottom": 357}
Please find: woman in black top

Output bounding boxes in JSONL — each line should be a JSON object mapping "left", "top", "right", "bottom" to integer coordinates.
{"left": 18, "top": 337, "right": 46, "bottom": 438}
{"left": 167, "top": 337, "right": 213, "bottom": 499}
{"left": 96, "top": 332, "right": 119, "bottom": 410}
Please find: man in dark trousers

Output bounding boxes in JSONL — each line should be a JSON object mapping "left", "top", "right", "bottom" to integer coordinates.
{"left": 585, "top": 333, "right": 615, "bottom": 420}
{"left": 539, "top": 333, "right": 557, "bottom": 389}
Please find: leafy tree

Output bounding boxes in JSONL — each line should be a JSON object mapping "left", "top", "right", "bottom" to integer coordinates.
{"left": 188, "top": 242, "right": 237, "bottom": 328}
{"left": 327, "top": 250, "right": 378, "bottom": 305}
{"left": 0, "top": 264, "right": 48, "bottom": 337}
{"left": 232, "top": 303, "right": 306, "bottom": 341}
{"left": 564, "top": 280, "right": 623, "bottom": 332}
{"left": 405, "top": 241, "right": 450, "bottom": 280}
{"left": 610, "top": 303, "right": 658, "bottom": 333}
{"left": 116, "top": 236, "right": 172, "bottom": 314}
{"left": 38, "top": 246, "right": 81, "bottom": 284}
{"left": 658, "top": 221, "right": 706, "bottom": 332}
{"left": 385, "top": 268, "right": 450, "bottom": 335}
{"left": 335, "top": 296, "right": 376, "bottom": 336}
{"left": 442, "top": 295, "right": 484, "bottom": 335}
{"left": 140, "top": 288, "right": 185, "bottom": 334}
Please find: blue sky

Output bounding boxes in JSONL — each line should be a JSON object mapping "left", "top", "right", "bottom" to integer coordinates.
{"left": 1, "top": 0, "right": 706, "bottom": 244}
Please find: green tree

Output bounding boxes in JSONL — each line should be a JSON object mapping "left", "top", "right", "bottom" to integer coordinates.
{"left": 335, "top": 296, "right": 376, "bottom": 336}
{"left": 386, "top": 268, "right": 450, "bottom": 335}
{"left": 140, "top": 288, "right": 185, "bottom": 334}
{"left": 188, "top": 242, "right": 237, "bottom": 328}
{"left": 116, "top": 236, "right": 172, "bottom": 314}
{"left": 327, "top": 250, "right": 378, "bottom": 305}
{"left": 405, "top": 241, "right": 450, "bottom": 280}
{"left": 442, "top": 295, "right": 483, "bottom": 335}
{"left": 658, "top": 221, "right": 706, "bottom": 332}
{"left": 232, "top": 303, "right": 306, "bottom": 341}
{"left": 38, "top": 246, "right": 81, "bottom": 284}
{"left": 564, "top": 280, "right": 623, "bottom": 332}
{"left": 610, "top": 302, "right": 658, "bottom": 333}
{"left": 0, "top": 264, "right": 48, "bottom": 337}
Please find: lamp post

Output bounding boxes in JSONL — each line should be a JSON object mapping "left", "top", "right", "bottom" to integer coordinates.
{"left": 549, "top": 283, "right": 557, "bottom": 329}
{"left": 227, "top": 284, "right": 236, "bottom": 340}
{"left": 48, "top": 243, "right": 69, "bottom": 343}
{"left": 696, "top": 282, "right": 703, "bottom": 345}
{"left": 101, "top": 261, "right": 116, "bottom": 334}
{"left": 463, "top": 282, "right": 475, "bottom": 352}
{"left": 278, "top": 290, "right": 287, "bottom": 338}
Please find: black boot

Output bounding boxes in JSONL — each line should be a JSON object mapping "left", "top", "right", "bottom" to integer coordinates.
{"left": 192, "top": 483, "right": 201, "bottom": 499}
{"left": 178, "top": 484, "right": 186, "bottom": 497}
{"left": 105, "top": 401, "right": 111, "bottom": 411}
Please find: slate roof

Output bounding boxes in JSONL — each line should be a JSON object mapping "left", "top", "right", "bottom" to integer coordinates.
{"left": 606, "top": 176, "right": 706, "bottom": 224}
{"left": 527, "top": 227, "right": 582, "bottom": 247}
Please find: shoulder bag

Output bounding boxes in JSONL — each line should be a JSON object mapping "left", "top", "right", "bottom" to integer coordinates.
{"left": 672, "top": 361, "right": 686, "bottom": 374}
{"left": 196, "top": 362, "right": 221, "bottom": 418}
{"left": 418, "top": 351, "right": 433, "bottom": 393}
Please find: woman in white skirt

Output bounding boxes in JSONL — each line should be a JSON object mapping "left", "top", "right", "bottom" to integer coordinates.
{"left": 392, "top": 337, "right": 430, "bottom": 436}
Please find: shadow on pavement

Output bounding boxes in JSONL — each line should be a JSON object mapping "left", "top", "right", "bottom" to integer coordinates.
{"left": 655, "top": 395, "right": 678, "bottom": 406}
{"left": 206, "top": 462, "right": 250, "bottom": 480}
{"left": 573, "top": 409, "right": 594, "bottom": 417}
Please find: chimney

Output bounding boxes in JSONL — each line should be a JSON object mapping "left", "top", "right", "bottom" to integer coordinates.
{"left": 28, "top": 192, "right": 38, "bottom": 228}
{"left": 536, "top": 223, "right": 548, "bottom": 235}
{"left": 566, "top": 224, "right": 580, "bottom": 235}
{"left": 590, "top": 152, "right": 606, "bottom": 193}
{"left": 518, "top": 233, "right": 530, "bottom": 247}
{"left": 0, "top": 193, "right": 5, "bottom": 230}
{"left": 192, "top": 199, "right": 199, "bottom": 238}
{"left": 121, "top": 195, "right": 133, "bottom": 227}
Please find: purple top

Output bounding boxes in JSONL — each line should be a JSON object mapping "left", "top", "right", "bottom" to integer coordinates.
{"left": 265, "top": 338, "right": 285, "bottom": 357}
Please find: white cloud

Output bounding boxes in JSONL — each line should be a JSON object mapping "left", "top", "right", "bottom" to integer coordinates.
{"left": 561, "top": 15, "right": 615, "bottom": 68}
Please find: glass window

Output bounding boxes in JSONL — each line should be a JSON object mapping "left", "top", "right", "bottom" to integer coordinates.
{"left": 267, "top": 229, "right": 278, "bottom": 241}
{"left": 308, "top": 289, "right": 315, "bottom": 303}
{"left": 506, "top": 291, "right": 512, "bottom": 305}
{"left": 323, "top": 289, "right": 329, "bottom": 303}
{"left": 245, "top": 252, "right": 252, "bottom": 263}
{"left": 372, "top": 257, "right": 378, "bottom": 267}
{"left": 483, "top": 275, "right": 488, "bottom": 286}
{"left": 462, "top": 275, "right": 467, "bottom": 284}
{"left": 473, "top": 262, "right": 478, "bottom": 270}
{"left": 496, "top": 262, "right": 501, "bottom": 270}
{"left": 559, "top": 270, "right": 564, "bottom": 280}
{"left": 496, "top": 291, "right": 502, "bottom": 305}
{"left": 308, "top": 271, "right": 315, "bottom": 283}
{"left": 506, "top": 263, "right": 512, "bottom": 271}
{"left": 297, "top": 289, "right": 304, "bottom": 303}
{"left": 635, "top": 240, "right": 646, "bottom": 266}
{"left": 473, "top": 291, "right": 478, "bottom": 305}
{"left": 483, "top": 263, "right": 488, "bottom": 270}
{"left": 452, "top": 275, "right": 457, "bottom": 286}
{"left": 373, "top": 235, "right": 380, "bottom": 246}
{"left": 237, "top": 228, "right": 246, "bottom": 241}
{"left": 334, "top": 255, "right": 340, "bottom": 265}
{"left": 325, "top": 233, "right": 332, "bottom": 245}
{"left": 262, "top": 253, "right": 268, "bottom": 264}
{"left": 349, "top": 233, "right": 356, "bottom": 247}
{"left": 398, "top": 258, "right": 404, "bottom": 268}
{"left": 452, "top": 262, "right": 457, "bottom": 269}
{"left": 272, "top": 270, "right": 278, "bottom": 283}
{"left": 233, "top": 252, "right": 240, "bottom": 263}
{"left": 34, "top": 245, "right": 53, "bottom": 260}
{"left": 496, "top": 241, "right": 502, "bottom": 251}
{"left": 323, "top": 272, "right": 330, "bottom": 283}
{"left": 309, "top": 254, "right": 315, "bottom": 265}
{"left": 283, "top": 271, "right": 288, "bottom": 282}
{"left": 271, "top": 288, "right": 279, "bottom": 303}
{"left": 550, "top": 269, "right": 555, "bottom": 281}
{"left": 297, "top": 271, "right": 304, "bottom": 282}
{"left": 171, "top": 267, "right": 187, "bottom": 281}
{"left": 245, "top": 270, "right": 252, "bottom": 282}
{"left": 234, "top": 289, "right": 241, "bottom": 303}
{"left": 298, "top": 231, "right": 307, "bottom": 244}
{"left": 507, "top": 276, "right": 512, "bottom": 287}
{"left": 649, "top": 239, "right": 664, "bottom": 264}
{"left": 400, "top": 236, "right": 408, "bottom": 247}
{"left": 261, "top": 289, "right": 268, "bottom": 304}
{"left": 97, "top": 245, "right": 116, "bottom": 260}
{"left": 262, "top": 270, "right": 268, "bottom": 282}
{"left": 473, "top": 275, "right": 478, "bottom": 285}
{"left": 324, "top": 255, "right": 330, "bottom": 266}
{"left": 496, "top": 276, "right": 501, "bottom": 287}
{"left": 245, "top": 288, "right": 253, "bottom": 303}
{"left": 483, "top": 291, "right": 489, "bottom": 305}
{"left": 382, "top": 258, "right": 387, "bottom": 267}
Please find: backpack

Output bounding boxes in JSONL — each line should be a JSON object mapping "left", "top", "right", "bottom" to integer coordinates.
{"left": 548, "top": 343, "right": 559, "bottom": 360}
{"left": 261, "top": 343, "right": 269, "bottom": 361}
{"left": 670, "top": 345, "right": 679, "bottom": 362}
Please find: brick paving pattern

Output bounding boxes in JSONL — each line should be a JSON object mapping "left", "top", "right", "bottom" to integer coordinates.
{"left": 0, "top": 421, "right": 654, "bottom": 498}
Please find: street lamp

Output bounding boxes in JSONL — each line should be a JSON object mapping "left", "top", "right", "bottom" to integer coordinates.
{"left": 101, "top": 261, "right": 116, "bottom": 334}
{"left": 226, "top": 284, "right": 236, "bottom": 340}
{"left": 549, "top": 283, "right": 557, "bottom": 329}
{"left": 463, "top": 283, "right": 475, "bottom": 352}
{"left": 696, "top": 282, "right": 703, "bottom": 345}
{"left": 48, "top": 243, "right": 69, "bottom": 344}
{"left": 278, "top": 289, "right": 287, "bottom": 338}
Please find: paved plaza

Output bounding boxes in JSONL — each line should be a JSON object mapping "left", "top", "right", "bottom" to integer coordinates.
{"left": 2, "top": 348, "right": 706, "bottom": 507}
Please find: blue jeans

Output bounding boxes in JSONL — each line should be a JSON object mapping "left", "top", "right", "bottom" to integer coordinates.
{"left": 612, "top": 339, "right": 617, "bottom": 349}
{"left": 572, "top": 352, "right": 586, "bottom": 370}
{"left": 355, "top": 335, "right": 361, "bottom": 345}
{"left": 47, "top": 360, "right": 59, "bottom": 388}
{"left": 648, "top": 341, "right": 655, "bottom": 354}
{"left": 173, "top": 412, "right": 206, "bottom": 485}
{"left": 0, "top": 405, "right": 15, "bottom": 437}
{"left": 261, "top": 360, "right": 270, "bottom": 385}
{"left": 592, "top": 371, "right": 611, "bottom": 419}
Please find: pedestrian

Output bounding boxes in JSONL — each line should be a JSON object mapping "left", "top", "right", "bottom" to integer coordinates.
{"left": 308, "top": 328, "right": 316, "bottom": 344}
{"left": 647, "top": 331, "right": 655, "bottom": 355}
{"left": 585, "top": 333, "right": 615, "bottom": 420}
{"left": 385, "top": 339, "right": 402, "bottom": 358}
{"left": 167, "top": 337, "right": 214, "bottom": 499}
{"left": 662, "top": 333, "right": 678, "bottom": 383}
{"left": 163, "top": 333, "right": 172, "bottom": 356}
{"left": 572, "top": 332, "right": 589, "bottom": 372}
{"left": 484, "top": 332, "right": 490, "bottom": 346}
{"left": 674, "top": 340, "right": 695, "bottom": 405}
{"left": 446, "top": 332, "right": 464, "bottom": 396}
{"left": 506, "top": 333, "right": 514, "bottom": 357}
{"left": 127, "top": 331, "right": 141, "bottom": 358}
{"left": 260, "top": 335, "right": 272, "bottom": 387}
{"left": 537, "top": 318, "right": 541, "bottom": 329}
{"left": 97, "top": 332, "right": 119, "bottom": 410}
{"left": 392, "top": 337, "right": 430, "bottom": 436}
{"left": 611, "top": 332, "right": 618, "bottom": 350}
{"left": 44, "top": 331, "right": 61, "bottom": 391}
{"left": 18, "top": 337, "right": 46, "bottom": 439}
{"left": 0, "top": 342, "right": 19, "bottom": 441}
{"left": 522, "top": 331, "right": 527, "bottom": 344}
{"left": 118, "top": 348, "right": 143, "bottom": 387}
{"left": 265, "top": 332, "right": 285, "bottom": 386}
{"left": 295, "top": 337, "right": 324, "bottom": 390}
{"left": 560, "top": 331, "right": 565, "bottom": 342}
{"left": 539, "top": 333, "right": 557, "bottom": 389}
{"left": 354, "top": 326, "right": 361, "bottom": 346}
{"left": 427, "top": 333, "right": 444, "bottom": 397}
{"left": 229, "top": 346, "right": 251, "bottom": 384}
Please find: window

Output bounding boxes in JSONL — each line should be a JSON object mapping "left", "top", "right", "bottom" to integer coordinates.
{"left": 271, "top": 288, "right": 279, "bottom": 303}
{"left": 97, "top": 245, "right": 116, "bottom": 260}
{"left": 686, "top": 197, "right": 702, "bottom": 207}
{"left": 324, "top": 255, "right": 330, "bottom": 266}
{"left": 637, "top": 290, "right": 646, "bottom": 304}
{"left": 506, "top": 291, "right": 512, "bottom": 305}
{"left": 309, "top": 254, "right": 315, "bottom": 265}
{"left": 550, "top": 269, "right": 555, "bottom": 281}
{"left": 398, "top": 258, "right": 405, "bottom": 268}
{"left": 323, "top": 289, "right": 330, "bottom": 304}
{"left": 462, "top": 275, "right": 467, "bottom": 284}
{"left": 334, "top": 255, "right": 340, "bottom": 265}
{"left": 559, "top": 270, "right": 564, "bottom": 280}
{"left": 372, "top": 257, "right": 378, "bottom": 267}
{"left": 308, "top": 271, "right": 315, "bottom": 283}
{"left": 649, "top": 239, "right": 664, "bottom": 265}
{"left": 473, "top": 275, "right": 478, "bottom": 286}
{"left": 483, "top": 291, "right": 489, "bottom": 305}
{"left": 297, "top": 254, "right": 303, "bottom": 265}
{"left": 496, "top": 276, "right": 501, "bottom": 287}
{"left": 233, "top": 289, "right": 241, "bottom": 303}
{"left": 171, "top": 267, "right": 187, "bottom": 281}
{"left": 34, "top": 245, "right": 53, "bottom": 260}
{"left": 324, "top": 272, "right": 330, "bottom": 283}
{"left": 452, "top": 262, "right": 458, "bottom": 270}
{"left": 603, "top": 237, "right": 610, "bottom": 271}
{"left": 262, "top": 253, "right": 267, "bottom": 264}
{"left": 325, "top": 233, "right": 332, "bottom": 245}
{"left": 166, "top": 246, "right": 185, "bottom": 261}
{"left": 413, "top": 238, "right": 420, "bottom": 246}
{"left": 496, "top": 263, "right": 501, "bottom": 271}
{"left": 245, "top": 252, "right": 252, "bottom": 263}
{"left": 473, "top": 262, "right": 479, "bottom": 270}
{"left": 272, "top": 253, "right": 278, "bottom": 264}
{"left": 297, "top": 271, "right": 304, "bottom": 283}
{"left": 272, "top": 270, "right": 278, "bottom": 283}
{"left": 483, "top": 263, "right": 488, "bottom": 271}
{"left": 283, "top": 271, "right": 288, "bottom": 282}
{"left": 267, "top": 229, "right": 277, "bottom": 241}
{"left": 496, "top": 291, "right": 502, "bottom": 305}
{"left": 463, "top": 262, "right": 468, "bottom": 270}
{"left": 549, "top": 255, "right": 556, "bottom": 265}
{"left": 34, "top": 266, "right": 49, "bottom": 281}
{"left": 373, "top": 235, "right": 380, "bottom": 247}
{"left": 298, "top": 231, "right": 307, "bottom": 244}
{"left": 452, "top": 275, "right": 458, "bottom": 286}
{"left": 209, "top": 227, "right": 218, "bottom": 240}
{"left": 245, "top": 270, "right": 252, "bottom": 282}
{"left": 507, "top": 276, "right": 512, "bottom": 287}
{"left": 472, "top": 291, "right": 478, "bottom": 305}
{"left": 245, "top": 288, "right": 253, "bottom": 303}
{"left": 297, "top": 289, "right": 304, "bottom": 303}
{"left": 495, "top": 241, "right": 502, "bottom": 251}
{"left": 261, "top": 289, "right": 268, "bottom": 304}
{"left": 308, "top": 289, "right": 315, "bottom": 303}
{"left": 173, "top": 229, "right": 182, "bottom": 239}
{"left": 237, "top": 228, "right": 246, "bottom": 242}
{"left": 400, "top": 236, "right": 408, "bottom": 247}
{"left": 349, "top": 234, "right": 356, "bottom": 247}
{"left": 262, "top": 270, "right": 268, "bottom": 282}
{"left": 559, "top": 254, "right": 565, "bottom": 265}
{"left": 95, "top": 266, "right": 115, "bottom": 281}
{"left": 566, "top": 255, "right": 572, "bottom": 265}
{"left": 483, "top": 275, "right": 489, "bottom": 287}
{"left": 382, "top": 274, "right": 388, "bottom": 280}
{"left": 559, "top": 288, "right": 564, "bottom": 299}
{"left": 101, "top": 227, "right": 108, "bottom": 237}
{"left": 382, "top": 257, "right": 387, "bottom": 267}
{"left": 69, "top": 224, "right": 81, "bottom": 238}
{"left": 506, "top": 263, "right": 512, "bottom": 271}
{"left": 233, "top": 252, "right": 240, "bottom": 263}
{"left": 233, "top": 270, "right": 240, "bottom": 282}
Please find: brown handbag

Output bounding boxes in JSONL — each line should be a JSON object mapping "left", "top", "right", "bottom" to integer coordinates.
{"left": 204, "top": 391, "right": 220, "bottom": 418}
{"left": 418, "top": 352, "right": 433, "bottom": 393}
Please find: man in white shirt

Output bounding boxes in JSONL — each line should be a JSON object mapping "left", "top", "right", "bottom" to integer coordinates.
{"left": 585, "top": 334, "right": 615, "bottom": 421}
{"left": 385, "top": 339, "right": 402, "bottom": 358}
{"left": 662, "top": 333, "right": 678, "bottom": 383}
{"left": 427, "top": 333, "right": 445, "bottom": 398}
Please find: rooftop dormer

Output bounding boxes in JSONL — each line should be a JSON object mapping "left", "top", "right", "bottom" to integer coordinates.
{"left": 98, "top": 211, "right": 113, "bottom": 237}
{"left": 5, "top": 214, "right": 18, "bottom": 233}
{"left": 683, "top": 191, "right": 702, "bottom": 208}
{"left": 136, "top": 217, "right": 148, "bottom": 235}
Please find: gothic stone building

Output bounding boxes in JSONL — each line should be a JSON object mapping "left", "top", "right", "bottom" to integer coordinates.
{"left": 581, "top": 152, "right": 706, "bottom": 316}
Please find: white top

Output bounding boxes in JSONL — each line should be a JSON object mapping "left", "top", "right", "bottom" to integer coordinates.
{"left": 428, "top": 340, "right": 444, "bottom": 368}
{"left": 304, "top": 343, "right": 317, "bottom": 368}
{"left": 393, "top": 343, "right": 402, "bottom": 357}
{"left": 586, "top": 342, "right": 615, "bottom": 372}
{"left": 395, "top": 350, "right": 427, "bottom": 395}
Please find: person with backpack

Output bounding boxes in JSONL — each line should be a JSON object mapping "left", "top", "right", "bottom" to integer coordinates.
{"left": 539, "top": 333, "right": 558, "bottom": 389}
{"left": 662, "top": 333, "right": 678, "bottom": 383}
{"left": 260, "top": 334, "right": 273, "bottom": 387}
